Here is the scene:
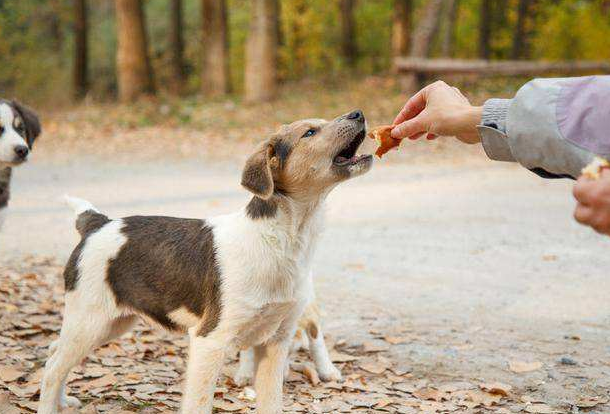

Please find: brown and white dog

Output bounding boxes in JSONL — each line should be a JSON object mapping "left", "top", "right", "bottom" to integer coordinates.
{"left": 38, "top": 110, "right": 372, "bottom": 414}
{"left": 0, "top": 99, "right": 41, "bottom": 228}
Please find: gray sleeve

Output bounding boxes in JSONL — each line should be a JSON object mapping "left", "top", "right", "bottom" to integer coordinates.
{"left": 476, "top": 77, "right": 610, "bottom": 179}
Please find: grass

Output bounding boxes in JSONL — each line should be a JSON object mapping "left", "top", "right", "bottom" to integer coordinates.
{"left": 36, "top": 74, "right": 524, "bottom": 163}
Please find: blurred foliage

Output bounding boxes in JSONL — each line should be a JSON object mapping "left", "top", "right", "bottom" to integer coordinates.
{"left": 0, "top": 0, "right": 609, "bottom": 105}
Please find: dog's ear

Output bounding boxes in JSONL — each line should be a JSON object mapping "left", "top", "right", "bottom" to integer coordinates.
{"left": 241, "top": 142, "right": 275, "bottom": 200}
{"left": 11, "top": 100, "right": 41, "bottom": 148}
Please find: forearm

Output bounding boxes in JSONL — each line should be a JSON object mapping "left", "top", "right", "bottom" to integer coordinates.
{"left": 477, "top": 76, "right": 610, "bottom": 179}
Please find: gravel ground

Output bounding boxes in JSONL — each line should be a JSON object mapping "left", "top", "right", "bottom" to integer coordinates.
{"left": 1, "top": 154, "right": 609, "bottom": 413}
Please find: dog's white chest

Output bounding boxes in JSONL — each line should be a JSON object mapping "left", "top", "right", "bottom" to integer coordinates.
{"left": 235, "top": 302, "right": 296, "bottom": 349}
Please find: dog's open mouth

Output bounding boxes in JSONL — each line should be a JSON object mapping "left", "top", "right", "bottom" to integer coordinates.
{"left": 333, "top": 129, "right": 371, "bottom": 166}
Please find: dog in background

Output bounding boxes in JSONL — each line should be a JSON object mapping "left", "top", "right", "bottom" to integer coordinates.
{"left": 0, "top": 99, "right": 41, "bottom": 228}
{"left": 38, "top": 110, "right": 371, "bottom": 414}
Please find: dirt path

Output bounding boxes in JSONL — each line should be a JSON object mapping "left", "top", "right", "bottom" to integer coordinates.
{"left": 1, "top": 158, "right": 609, "bottom": 413}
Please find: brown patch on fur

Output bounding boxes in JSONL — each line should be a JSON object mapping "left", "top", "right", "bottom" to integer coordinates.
{"left": 106, "top": 216, "right": 222, "bottom": 335}
{"left": 10, "top": 100, "right": 41, "bottom": 148}
{"left": 246, "top": 196, "right": 278, "bottom": 219}
{"left": 75, "top": 210, "right": 111, "bottom": 238}
{"left": 306, "top": 321, "right": 319, "bottom": 339}
{"left": 64, "top": 211, "right": 111, "bottom": 291}
{"left": 241, "top": 144, "right": 275, "bottom": 199}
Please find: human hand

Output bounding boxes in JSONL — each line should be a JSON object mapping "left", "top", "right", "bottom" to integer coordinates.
{"left": 573, "top": 169, "right": 610, "bottom": 236}
{"left": 391, "top": 81, "right": 483, "bottom": 144}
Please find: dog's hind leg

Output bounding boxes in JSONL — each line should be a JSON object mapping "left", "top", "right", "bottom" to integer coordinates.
{"left": 303, "top": 314, "right": 342, "bottom": 382}
{"left": 38, "top": 311, "right": 134, "bottom": 414}
{"left": 234, "top": 348, "right": 255, "bottom": 386}
{"left": 58, "top": 315, "right": 137, "bottom": 410}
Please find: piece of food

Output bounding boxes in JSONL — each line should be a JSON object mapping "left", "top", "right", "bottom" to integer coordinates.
{"left": 368, "top": 125, "right": 401, "bottom": 158}
{"left": 581, "top": 156, "right": 610, "bottom": 179}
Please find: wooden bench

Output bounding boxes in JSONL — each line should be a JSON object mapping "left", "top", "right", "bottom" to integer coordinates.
{"left": 394, "top": 58, "right": 610, "bottom": 89}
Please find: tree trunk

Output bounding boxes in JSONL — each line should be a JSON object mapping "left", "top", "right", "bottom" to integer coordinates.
{"left": 409, "top": 0, "right": 444, "bottom": 57}
{"left": 478, "top": 0, "right": 492, "bottom": 59}
{"left": 244, "top": 0, "right": 278, "bottom": 103}
{"left": 73, "top": 0, "right": 88, "bottom": 100}
{"left": 511, "top": 0, "right": 536, "bottom": 59}
{"left": 440, "top": 0, "right": 458, "bottom": 57}
{"left": 402, "top": 0, "right": 443, "bottom": 91}
{"left": 201, "top": 0, "right": 229, "bottom": 96}
{"left": 391, "top": 0, "right": 412, "bottom": 59}
{"left": 339, "top": 0, "right": 357, "bottom": 67}
{"left": 169, "top": 0, "right": 186, "bottom": 92}
{"left": 115, "top": 0, "right": 155, "bottom": 102}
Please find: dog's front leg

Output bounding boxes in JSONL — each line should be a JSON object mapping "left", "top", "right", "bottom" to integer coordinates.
{"left": 181, "top": 329, "right": 229, "bottom": 414}
{"left": 253, "top": 338, "right": 291, "bottom": 414}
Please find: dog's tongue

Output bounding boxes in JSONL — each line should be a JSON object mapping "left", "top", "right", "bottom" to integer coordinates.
{"left": 336, "top": 156, "right": 348, "bottom": 164}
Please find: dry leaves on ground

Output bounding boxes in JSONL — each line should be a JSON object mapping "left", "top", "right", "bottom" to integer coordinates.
{"left": 0, "top": 258, "right": 607, "bottom": 413}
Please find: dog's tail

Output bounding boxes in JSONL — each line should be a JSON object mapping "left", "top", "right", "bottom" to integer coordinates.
{"left": 63, "top": 195, "right": 109, "bottom": 238}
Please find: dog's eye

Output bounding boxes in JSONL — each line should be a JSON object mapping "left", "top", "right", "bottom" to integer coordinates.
{"left": 302, "top": 129, "right": 317, "bottom": 138}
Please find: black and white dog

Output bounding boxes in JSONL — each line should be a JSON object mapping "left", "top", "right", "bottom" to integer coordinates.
{"left": 0, "top": 99, "right": 41, "bottom": 227}
{"left": 38, "top": 110, "right": 372, "bottom": 414}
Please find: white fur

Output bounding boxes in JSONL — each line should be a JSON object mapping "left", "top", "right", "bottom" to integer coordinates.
{"left": 63, "top": 195, "right": 99, "bottom": 215}
{"left": 0, "top": 104, "right": 28, "bottom": 164}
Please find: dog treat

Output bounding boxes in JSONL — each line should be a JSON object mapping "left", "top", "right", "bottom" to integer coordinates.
{"left": 581, "top": 156, "right": 610, "bottom": 179}
{"left": 368, "top": 125, "right": 401, "bottom": 158}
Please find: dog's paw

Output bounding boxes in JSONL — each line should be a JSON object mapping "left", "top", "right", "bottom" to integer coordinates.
{"left": 318, "top": 365, "right": 342, "bottom": 382}
{"left": 59, "top": 395, "right": 82, "bottom": 409}
{"left": 233, "top": 371, "right": 253, "bottom": 387}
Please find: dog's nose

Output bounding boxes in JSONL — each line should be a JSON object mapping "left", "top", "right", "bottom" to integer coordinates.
{"left": 14, "top": 145, "right": 29, "bottom": 160}
{"left": 346, "top": 110, "right": 364, "bottom": 122}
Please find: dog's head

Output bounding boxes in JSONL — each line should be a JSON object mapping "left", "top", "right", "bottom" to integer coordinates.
{"left": 242, "top": 110, "right": 372, "bottom": 201}
{"left": 0, "top": 100, "right": 41, "bottom": 166}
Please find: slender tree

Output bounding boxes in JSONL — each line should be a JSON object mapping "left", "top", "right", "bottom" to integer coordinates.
{"left": 202, "top": 0, "right": 230, "bottom": 96}
{"left": 440, "top": 0, "right": 459, "bottom": 57}
{"left": 512, "top": 0, "right": 537, "bottom": 59}
{"left": 401, "top": 0, "right": 443, "bottom": 91}
{"left": 245, "top": 0, "right": 278, "bottom": 102}
{"left": 169, "top": 0, "right": 186, "bottom": 92}
{"left": 339, "top": 0, "right": 358, "bottom": 66}
{"left": 391, "top": 0, "right": 412, "bottom": 59}
{"left": 409, "top": 0, "right": 444, "bottom": 57}
{"left": 73, "top": 0, "right": 88, "bottom": 99}
{"left": 479, "top": 0, "right": 492, "bottom": 59}
{"left": 115, "top": 0, "right": 155, "bottom": 101}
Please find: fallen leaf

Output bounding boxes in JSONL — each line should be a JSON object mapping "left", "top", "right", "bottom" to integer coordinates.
{"left": 359, "top": 360, "right": 389, "bottom": 375}
{"left": 0, "top": 366, "right": 24, "bottom": 383}
{"left": 213, "top": 399, "right": 245, "bottom": 412}
{"left": 465, "top": 389, "right": 502, "bottom": 407}
{"left": 80, "top": 373, "right": 117, "bottom": 391}
{"left": 363, "top": 341, "right": 390, "bottom": 353}
{"left": 330, "top": 351, "right": 358, "bottom": 362}
{"left": 575, "top": 396, "right": 608, "bottom": 408}
{"left": 384, "top": 336, "right": 407, "bottom": 345}
{"left": 479, "top": 382, "right": 512, "bottom": 397}
{"left": 509, "top": 360, "right": 542, "bottom": 373}
{"left": 413, "top": 387, "right": 446, "bottom": 402}
{"left": 292, "top": 363, "right": 320, "bottom": 386}
{"left": 524, "top": 403, "right": 558, "bottom": 413}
